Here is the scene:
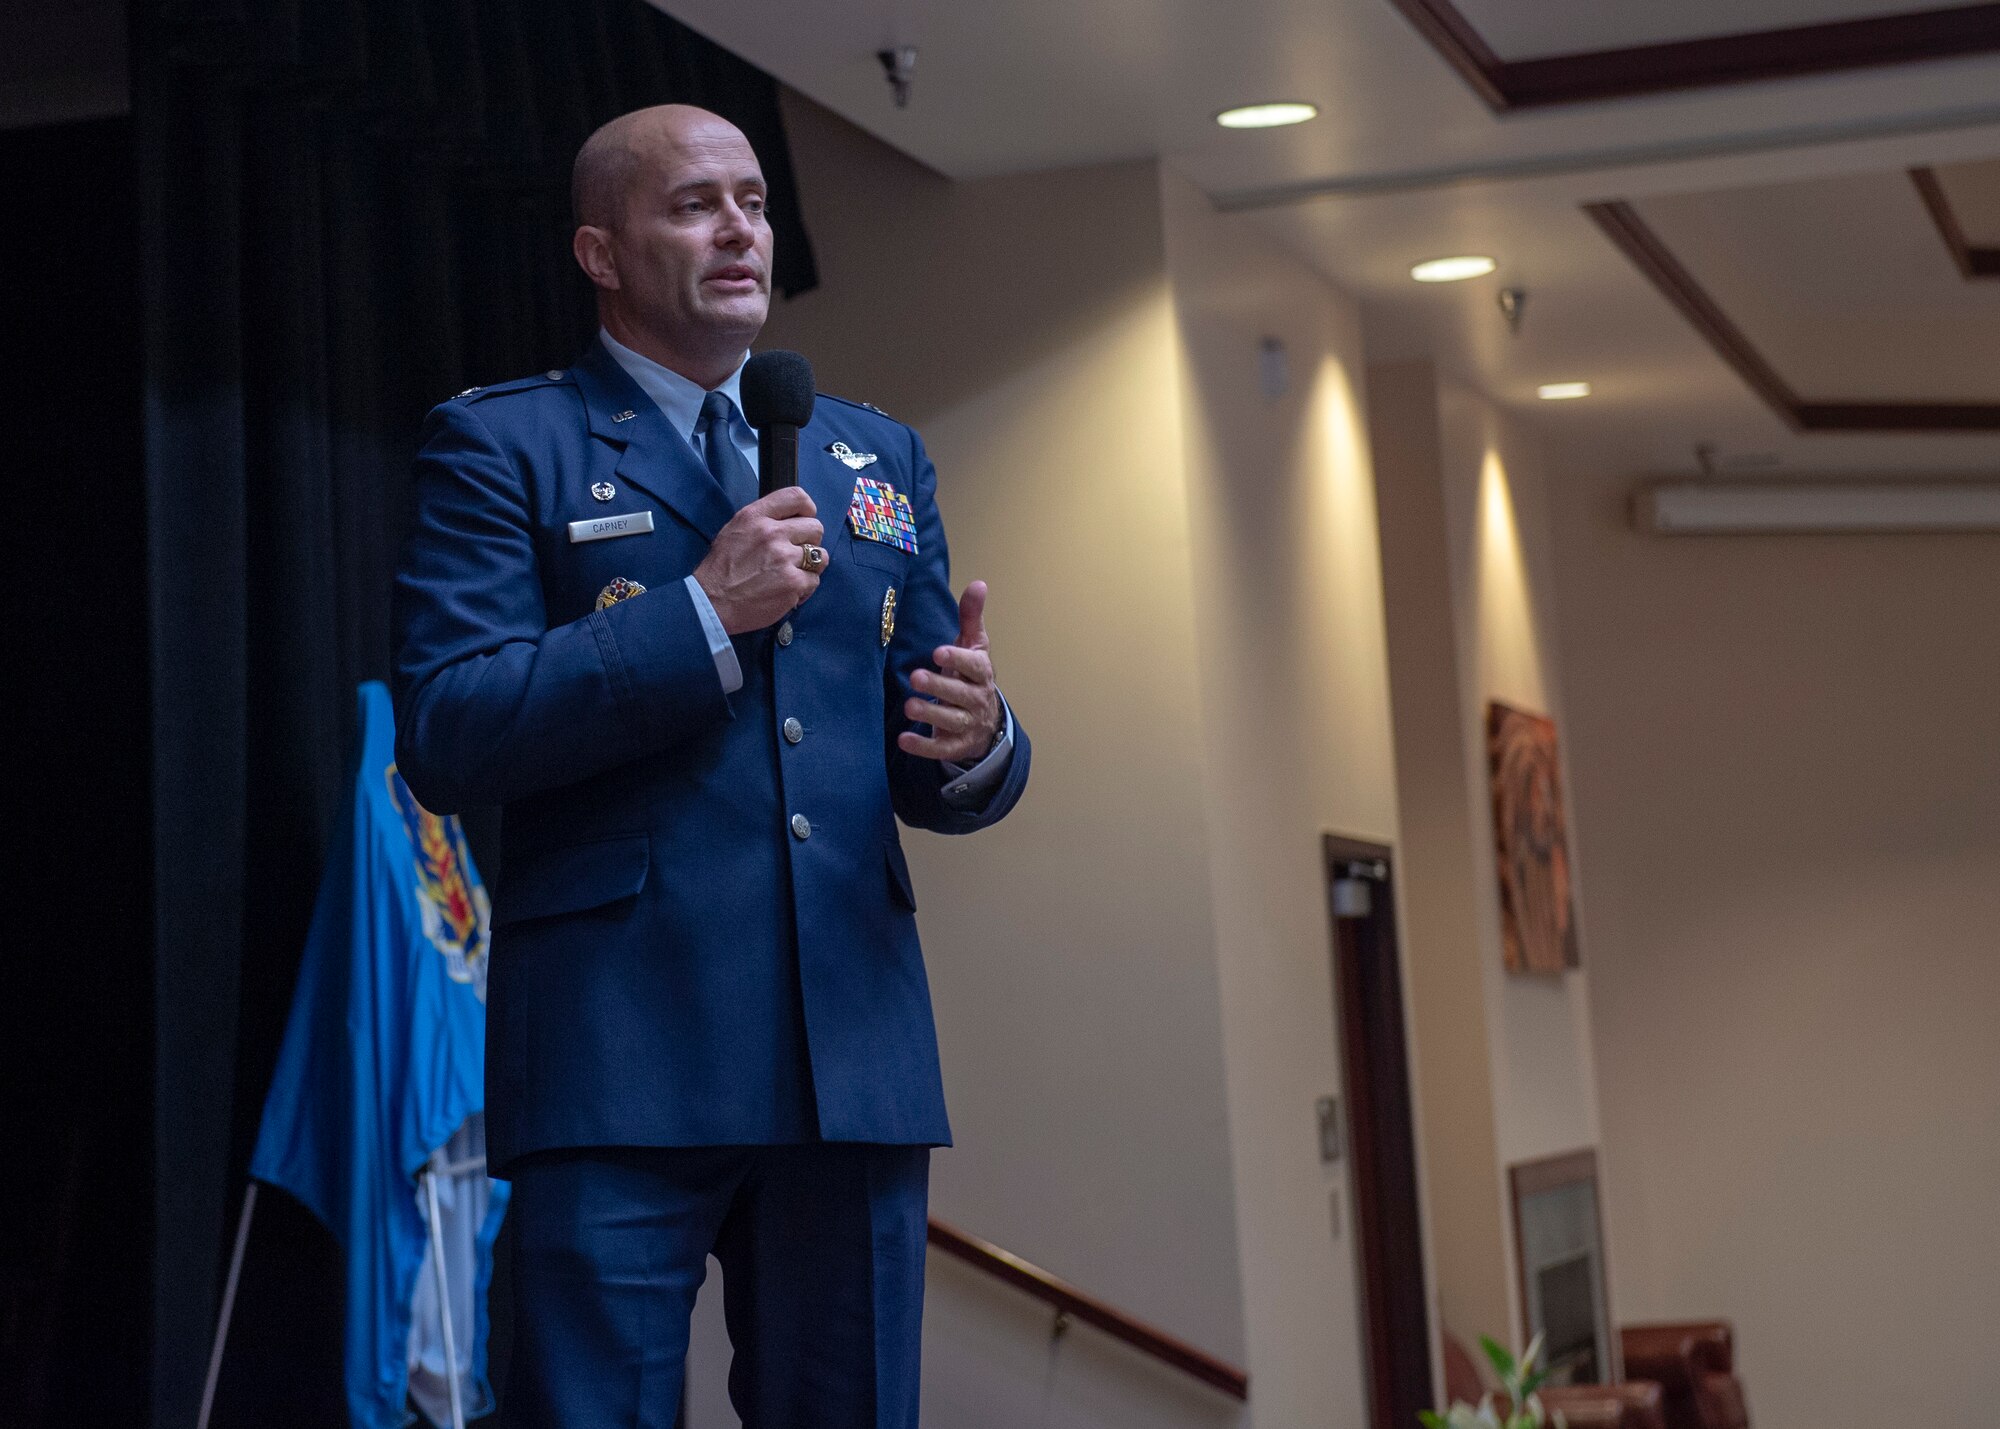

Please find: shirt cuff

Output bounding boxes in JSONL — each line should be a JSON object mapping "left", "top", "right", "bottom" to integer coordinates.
{"left": 682, "top": 575, "right": 743, "bottom": 695}
{"left": 940, "top": 693, "right": 1014, "bottom": 810}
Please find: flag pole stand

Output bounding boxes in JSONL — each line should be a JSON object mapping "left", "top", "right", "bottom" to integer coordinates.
{"left": 196, "top": 1181, "right": 259, "bottom": 1429}
{"left": 196, "top": 1161, "right": 483, "bottom": 1429}
{"left": 423, "top": 1154, "right": 468, "bottom": 1429}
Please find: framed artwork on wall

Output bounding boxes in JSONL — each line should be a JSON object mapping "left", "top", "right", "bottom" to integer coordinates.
{"left": 1486, "top": 701, "right": 1580, "bottom": 975}
{"left": 1508, "top": 1148, "right": 1615, "bottom": 1387}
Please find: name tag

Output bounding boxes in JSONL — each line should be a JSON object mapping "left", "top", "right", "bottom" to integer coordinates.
{"left": 568, "top": 511, "right": 655, "bottom": 543}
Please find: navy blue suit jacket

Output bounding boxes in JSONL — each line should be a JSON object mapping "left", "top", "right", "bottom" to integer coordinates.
{"left": 391, "top": 339, "right": 1030, "bottom": 1172}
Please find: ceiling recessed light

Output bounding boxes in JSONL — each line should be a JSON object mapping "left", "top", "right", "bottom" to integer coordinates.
{"left": 1216, "top": 102, "right": 1319, "bottom": 130}
{"left": 1538, "top": 382, "right": 1591, "bottom": 401}
{"left": 1410, "top": 255, "right": 1497, "bottom": 283}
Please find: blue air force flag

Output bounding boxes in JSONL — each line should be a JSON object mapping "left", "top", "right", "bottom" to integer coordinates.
{"left": 250, "top": 681, "right": 507, "bottom": 1427}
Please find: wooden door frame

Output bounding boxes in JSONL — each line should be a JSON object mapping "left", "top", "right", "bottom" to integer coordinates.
{"left": 1323, "top": 834, "right": 1435, "bottom": 1429}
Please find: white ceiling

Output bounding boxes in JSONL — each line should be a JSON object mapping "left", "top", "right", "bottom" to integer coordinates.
{"left": 1455, "top": 0, "right": 1949, "bottom": 61}
{"left": 1639, "top": 170, "right": 2000, "bottom": 402}
{"left": 655, "top": 0, "right": 2000, "bottom": 478}
{"left": 1935, "top": 156, "right": 2000, "bottom": 238}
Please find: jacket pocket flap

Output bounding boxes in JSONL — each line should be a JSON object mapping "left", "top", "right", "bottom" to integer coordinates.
{"left": 494, "top": 834, "right": 650, "bottom": 926}
{"left": 848, "top": 536, "right": 909, "bottom": 574}
{"left": 885, "top": 841, "right": 917, "bottom": 911}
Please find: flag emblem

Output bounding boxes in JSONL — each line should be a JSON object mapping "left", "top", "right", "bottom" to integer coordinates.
{"left": 847, "top": 476, "right": 918, "bottom": 554}
{"left": 250, "top": 683, "right": 506, "bottom": 1428}
{"left": 388, "top": 767, "right": 491, "bottom": 1001}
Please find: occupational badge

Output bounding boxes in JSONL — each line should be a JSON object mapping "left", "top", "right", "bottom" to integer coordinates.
{"left": 847, "top": 476, "right": 919, "bottom": 555}
{"left": 828, "top": 441, "right": 878, "bottom": 470}
{"left": 595, "top": 577, "right": 647, "bottom": 610}
{"left": 591, "top": 481, "right": 616, "bottom": 501}
{"left": 880, "top": 586, "right": 898, "bottom": 646}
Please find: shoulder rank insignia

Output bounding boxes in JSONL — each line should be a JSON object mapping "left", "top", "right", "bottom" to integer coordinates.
{"left": 847, "top": 475, "right": 919, "bottom": 555}
{"left": 595, "top": 577, "right": 646, "bottom": 610}
{"left": 828, "top": 441, "right": 878, "bottom": 470}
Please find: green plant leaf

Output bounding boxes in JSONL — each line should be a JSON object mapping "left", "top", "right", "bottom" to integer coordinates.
{"left": 1480, "top": 1336, "right": 1516, "bottom": 1380}
{"left": 1521, "top": 1333, "right": 1545, "bottom": 1374}
{"left": 1418, "top": 1411, "right": 1446, "bottom": 1429}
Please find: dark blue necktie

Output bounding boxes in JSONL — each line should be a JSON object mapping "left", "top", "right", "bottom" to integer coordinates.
{"left": 697, "top": 390, "right": 758, "bottom": 511}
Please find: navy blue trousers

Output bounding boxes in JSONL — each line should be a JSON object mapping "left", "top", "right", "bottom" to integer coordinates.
{"left": 504, "top": 1144, "right": 930, "bottom": 1429}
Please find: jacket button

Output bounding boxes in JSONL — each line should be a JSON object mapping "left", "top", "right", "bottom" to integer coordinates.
{"left": 790, "top": 813, "right": 811, "bottom": 840}
{"left": 783, "top": 717, "right": 804, "bottom": 744}
{"left": 776, "top": 621, "right": 794, "bottom": 647}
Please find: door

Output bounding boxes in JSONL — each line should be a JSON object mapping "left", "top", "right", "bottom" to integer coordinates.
{"left": 1325, "top": 835, "right": 1432, "bottom": 1429}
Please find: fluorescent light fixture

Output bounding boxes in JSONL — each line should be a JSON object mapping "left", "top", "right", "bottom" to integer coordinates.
{"left": 1410, "top": 255, "right": 1496, "bottom": 283}
{"left": 1216, "top": 102, "right": 1319, "bottom": 129}
{"left": 1639, "top": 482, "right": 2000, "bottom": 535}
{"left": 1537, "top": 382, "right": 1591, "bottom": 400}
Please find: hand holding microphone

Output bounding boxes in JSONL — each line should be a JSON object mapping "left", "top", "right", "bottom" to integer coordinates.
{"left": 693, "top": 486, "right": 826, "bottom": 635}
{"left": 693, "top": 350, "right": 825, "bottom": 634}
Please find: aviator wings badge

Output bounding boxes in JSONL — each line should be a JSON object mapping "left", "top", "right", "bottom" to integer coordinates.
{"left": 828, "top": 441, "right": 878, "bottom": 470}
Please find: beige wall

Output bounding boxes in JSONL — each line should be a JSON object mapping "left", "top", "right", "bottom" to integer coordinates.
{"left": 1370, "top": 359, "right": 1514, "bottom": 1361}
{"left": 1162, "top": 164, "right": 1401, "bottom": 1428}
{"left": 1433, "top": 381, "right": 1603, "bottom": 1207}
{"left": 1369, "top": 361, "right": 1601, "bottom": 1360}
{"left": 1550, "top": 483, "right": 2000, "bottom": 1427}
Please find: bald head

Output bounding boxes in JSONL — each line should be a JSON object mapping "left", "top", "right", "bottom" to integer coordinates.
{"left": 572, "top": 104, "right": 749, "bottom": 229}
{"left": 570, "top": 103, "right": 775, "bottom": 387}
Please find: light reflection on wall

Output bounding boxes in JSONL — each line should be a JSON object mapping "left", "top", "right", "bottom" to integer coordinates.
{"left": 1477, "top": 447, "right": 1549, "bottom": 713}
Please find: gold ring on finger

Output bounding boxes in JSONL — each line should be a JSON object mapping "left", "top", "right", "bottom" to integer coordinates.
{"left": 800, "top": 544, "right": 827, "bottom": 574}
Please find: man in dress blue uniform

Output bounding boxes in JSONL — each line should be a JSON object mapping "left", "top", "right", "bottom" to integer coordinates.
{"left": 391, "top": 104, "right": 1030, "bottom": 1427}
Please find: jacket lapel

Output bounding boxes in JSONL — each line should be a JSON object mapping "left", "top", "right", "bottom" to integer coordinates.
{"left": 571, "top": 339, "right": 734, "bottom": 543}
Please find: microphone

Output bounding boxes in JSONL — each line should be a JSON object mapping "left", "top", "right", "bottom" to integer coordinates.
{"left": 741, "top": 350, "right": 816, "bottom": 498}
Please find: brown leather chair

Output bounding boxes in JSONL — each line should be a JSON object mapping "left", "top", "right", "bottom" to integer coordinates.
{"left": 1540, "top": 1382, "right": 1668, "bottom": 1429}
{"left": 1442, "top": 1332, "right": 1668, "bottom": 1429}
{"left": 1619, "top": 1322, "right": 1749, "bottom": 1429}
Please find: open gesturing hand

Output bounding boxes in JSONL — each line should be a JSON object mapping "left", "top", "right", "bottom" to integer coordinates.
{"left": 898, "top": 581, "right": 1001, "bottom": 764}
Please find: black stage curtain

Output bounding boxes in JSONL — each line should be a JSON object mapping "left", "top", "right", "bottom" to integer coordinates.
{"left": 0, "top": 116, "right": 150, "bottom": 1429}
{"left": 135, "top": 2, "right": 816, "bottom": 1422}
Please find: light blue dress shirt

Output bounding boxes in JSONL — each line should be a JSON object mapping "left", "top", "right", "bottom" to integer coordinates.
{"left": 599, "top": 330, "right": 1013, "bottom": 807}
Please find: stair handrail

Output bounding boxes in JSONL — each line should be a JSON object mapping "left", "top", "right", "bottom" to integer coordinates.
{"left": 925, "top": 1216, "right": 1249, "bottom": 1401}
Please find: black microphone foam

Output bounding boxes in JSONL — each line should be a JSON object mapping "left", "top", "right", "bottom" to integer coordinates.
{"left": 741, "top": 350, "right": 815, "bottom": 497}
{"left": 741, "top": 350, "right": 816, "bottom": 431}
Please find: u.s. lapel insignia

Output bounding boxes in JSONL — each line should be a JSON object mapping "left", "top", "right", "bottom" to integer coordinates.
{"left": 828, "top": 441, "right": 878, "bottom": 470}
{"left": 611, "top": 409, "right": 636, "bottom": 423}
{"left": 847, "top": 475, "right": 920, "bottom": 555}
{"left": 595, "top": 577, "right": 647, "bottom": 611}
{"left": 590, "top": 481, "right": 616, "bottom": 502}
{"left": 880, "top": 586, "right": 898, "bottom": 645}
